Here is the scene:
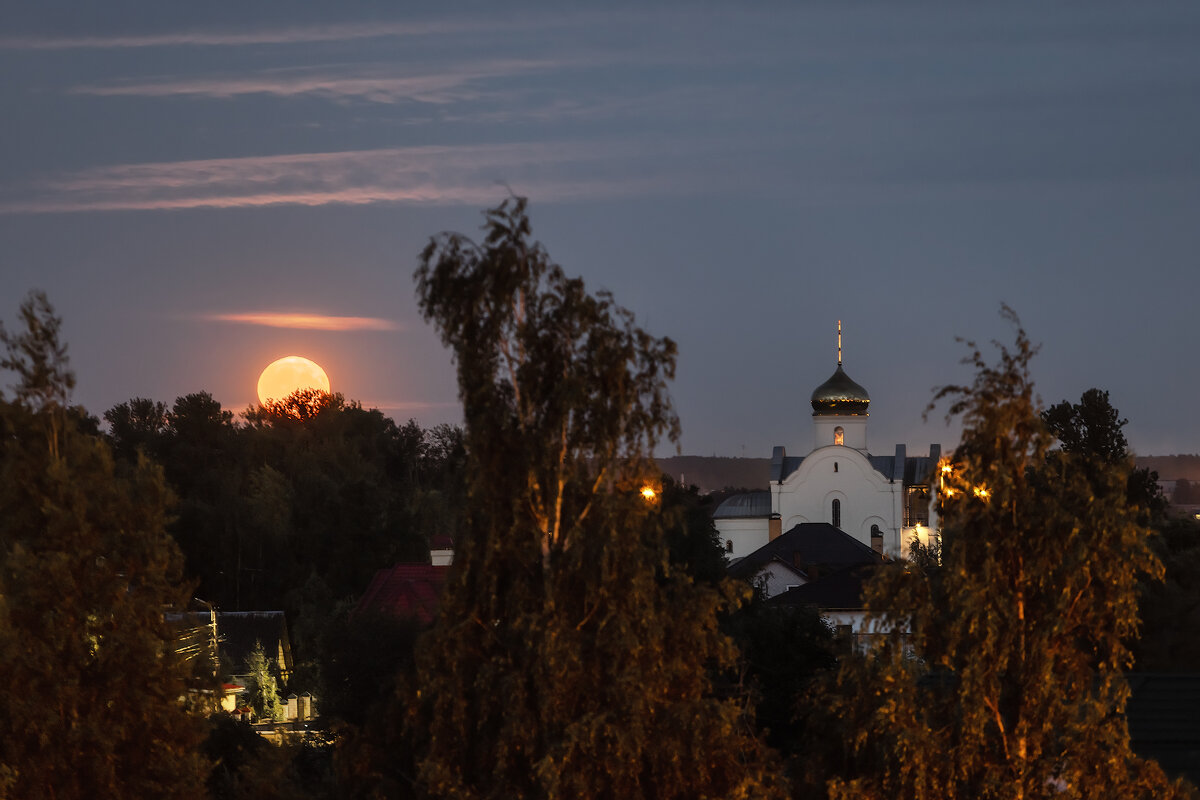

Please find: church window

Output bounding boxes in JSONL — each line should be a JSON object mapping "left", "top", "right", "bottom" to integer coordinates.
{"left": 871, "top": 524, "right": 883, "bottom": 554}
{"left": 726, "top": 540, "right": 734, "bottom": 553}
{"left": 834, "top": 462, "right": 839, "bottom": 473}
{"left": 832, "top": 499, "right": 841, "bottom": 528}
{"left": 834, "top": 426, "right": 844, "bottom": 446}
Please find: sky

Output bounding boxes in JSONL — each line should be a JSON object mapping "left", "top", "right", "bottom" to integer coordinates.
{"left": 2, "top": 3, "right": 1199, "bottom": 459}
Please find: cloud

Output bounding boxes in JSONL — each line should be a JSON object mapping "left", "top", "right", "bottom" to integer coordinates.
{"left": 68, "top": 59, "right": 559, "bottom": 104}
{"left": 204, "top": 312, "right": 400, "bottom": 332}
{"left": 0, "top": 20, "right": 503, "bottom": 51}
{"left": 0, "top": 141, "right": 694, "bottom": 214}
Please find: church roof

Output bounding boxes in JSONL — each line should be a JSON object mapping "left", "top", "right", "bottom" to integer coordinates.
{"left": 811, "top": 364, "right": 870, "bottom": 416}
{"left": 712, "top": 490, "right": 772, "bottom": 519}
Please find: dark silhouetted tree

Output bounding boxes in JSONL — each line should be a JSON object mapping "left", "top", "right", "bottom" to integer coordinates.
{"left": 0, "top": 292, "right": 210, "bottom": 799}
{"left": 401, "top": 198, "right": 784, "bottom": 799}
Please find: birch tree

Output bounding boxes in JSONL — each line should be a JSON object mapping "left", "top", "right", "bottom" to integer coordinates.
{"left": 403, "top": 198, "right": 783, "bottom": 800}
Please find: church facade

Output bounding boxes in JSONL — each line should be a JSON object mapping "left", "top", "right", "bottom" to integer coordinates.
{"left": 714, "top": 332, "right": 943, "bottom": 561}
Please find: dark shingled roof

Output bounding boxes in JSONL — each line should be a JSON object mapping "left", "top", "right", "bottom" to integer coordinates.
{"left": 356, "top": 563, "right": 448, "bottom": 626}
{"left": 712, "top": 490, "right": 772, "bottom": 519}
{"left": 768, "top": 563, "right": 876, "bottom": 611}
{"left": 217, "top": 611, "right": 293, "bottom": 675}
{"left": 727, "top": 522, "right": 882, "bottom": 583}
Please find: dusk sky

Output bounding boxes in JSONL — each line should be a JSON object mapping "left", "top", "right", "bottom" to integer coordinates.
{"left": 3, "top": 3, "right": 1199, "bottom": 459}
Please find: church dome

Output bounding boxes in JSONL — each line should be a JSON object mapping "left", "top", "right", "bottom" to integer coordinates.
{"left": 811, "top": 364, "right": 870, "bottom": 416}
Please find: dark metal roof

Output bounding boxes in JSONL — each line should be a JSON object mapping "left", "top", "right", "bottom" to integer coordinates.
{"left": 727, "top": 522, "right": 882, "bottom": 582}
{"left": 712, "top": 490, "right": 772, "bottom": 519}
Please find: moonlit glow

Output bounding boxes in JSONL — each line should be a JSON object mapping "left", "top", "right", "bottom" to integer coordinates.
{"left": 257, "top": 356, "right": 331, "bottom": 405}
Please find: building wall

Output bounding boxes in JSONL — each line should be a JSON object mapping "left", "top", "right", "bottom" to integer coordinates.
{"left": 774, "top": 445, "right": 904, "bottom": 556}
{"left": 719, "top": 516, "right": 771, "bottom": 560}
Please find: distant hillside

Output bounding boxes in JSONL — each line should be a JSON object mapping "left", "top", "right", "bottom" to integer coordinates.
{"left": 655, "top": 456, "right": 770, "bottom": 494}
{"left": 1137, "top": 455, "right": 1200, "bottom": 482}
{"left": 657, "top": 454, "right": 1200, "bottom": 494}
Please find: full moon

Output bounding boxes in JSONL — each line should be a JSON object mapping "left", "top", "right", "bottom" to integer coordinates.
{"left": 257, "top": 356, "right": 331, "bottom": 405}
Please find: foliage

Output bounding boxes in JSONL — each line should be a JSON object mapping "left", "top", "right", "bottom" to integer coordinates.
{"left": 0, "top": 292, "right": 209, "bottom": 799}
{"left": 1043, "top": 387, "right": 1165, "bottom": 521}
{"left": 822, "top": 308, "right": 1193, "bottom": 799}
{"left": 403, "top": 197, "right": 784, "bottom": 799}
{"left": 244, "top": 640, "right": 286, "bottom": 722}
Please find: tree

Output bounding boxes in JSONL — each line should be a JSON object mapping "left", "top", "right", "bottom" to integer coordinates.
{"left": 823, "top": 308, "right": 1192, "bottom": 799}
{"left": 401, "top": 198, "right": 783, "bottom": 799}
{"left": 0, "top": 292, "right": 209, "bottom": 799}
{"left": 243, "top": 640, "right": 286, "bottom": 723}
{"left": 1043, "top": 387, "right": 1164, "bottom": 521}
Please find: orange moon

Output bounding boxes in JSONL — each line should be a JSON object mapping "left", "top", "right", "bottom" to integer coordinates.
{"left": 257, "top": 356, "right": 331, "bottom": 405}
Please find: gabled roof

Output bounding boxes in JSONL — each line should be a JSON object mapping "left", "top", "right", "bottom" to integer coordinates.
{"left": 217, "top": 611, "right": 292, "bottom": 674}
{"left": 727, "top": 522, "right": 883, "bottom": 583}
{"left": 356, "top": 563, "right": 448, "bottom": 626}
{"left": 769, "top": 563, "right": 876, "bottom": 611}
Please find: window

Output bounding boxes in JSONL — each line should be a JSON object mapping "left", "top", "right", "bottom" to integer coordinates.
{"left": 834, "top": 462, "right": 839, "bottom": 473}
{"left": 834, "top": 426, "right": 844, "bottom": 446}
{"left": 832, "top": 498, "right": 841, "bottom": 528}
{"left": 725, "top": 540, "right": 734, "bottom": 553}
{"left": 871, "top": 524, "right": 883, "bottom": 554}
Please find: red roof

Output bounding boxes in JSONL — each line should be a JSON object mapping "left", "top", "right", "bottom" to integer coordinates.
{"left": 355, "top": 563, "right": 449, "bottom": 626}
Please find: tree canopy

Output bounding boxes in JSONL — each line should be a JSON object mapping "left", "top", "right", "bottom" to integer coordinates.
{"left": 0, "top": 292, "right": 210, "bottom": 799}
{"left": 401, "top": 197, "right": 782, "bottom": 799}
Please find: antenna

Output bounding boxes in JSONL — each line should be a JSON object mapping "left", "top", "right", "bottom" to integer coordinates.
{"left": 837, "top": 319, "right": 842, "bottom": 366}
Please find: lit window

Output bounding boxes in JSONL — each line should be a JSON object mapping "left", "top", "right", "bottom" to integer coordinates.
{"left": 834, "top": 426, "right": 844, "bottom": 446}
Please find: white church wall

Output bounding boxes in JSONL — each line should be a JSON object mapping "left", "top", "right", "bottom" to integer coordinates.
{"left": 774, "top": 446, "right": 901, "bottom": 553}
{"left": 715, "top": 517, "right": 771, "bottom": 560}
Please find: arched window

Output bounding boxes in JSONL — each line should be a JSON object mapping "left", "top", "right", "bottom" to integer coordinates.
{"left": 834, "top": 462, "right": 839, "bottom": 473}
{"left": 871, "top": 524, "right": 883, "bottom": 554}
{"left": 726, "top": 540, "right": 734, "bottom": 554}
{"left": 832, "top": 499, "right": 841, "bottom": 528}
{"left": 834, "top": 426, "right": 844, "bottom": 446}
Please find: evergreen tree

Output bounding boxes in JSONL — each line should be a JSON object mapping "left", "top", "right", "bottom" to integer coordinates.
{"left": 403, "top": 198, "right": 784, "bottom": 799}
{"left": 244, "top": 640, "right": 286, "bottom": 723}
{"left": 0, "top": 292, "right": 209, "bottom": 799}
{"left": 823, "top": 309, "right": 1193, "bottom": 800}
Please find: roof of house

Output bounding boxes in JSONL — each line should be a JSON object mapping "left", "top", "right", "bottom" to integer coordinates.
{"left": 768, "top": 563, "right": 876, "bottom": 611}
{"left": 727, "top": 522, "right": 883, "bottom": 583}
{"left": 217, "top": 611, "right": 293, "bottom": 674}
{"left": 355, "top": 563, "right": 449, "bottom": 626}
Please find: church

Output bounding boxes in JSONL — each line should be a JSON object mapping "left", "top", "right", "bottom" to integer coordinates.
{"left": 714, "top": 324, "right": 943, "bottom": 564}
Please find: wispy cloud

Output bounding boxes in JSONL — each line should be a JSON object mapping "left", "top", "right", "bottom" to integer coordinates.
{"left": 0, "top": 141, "right": 692, "bottom": 214}
{"left": 0, "top": 20, "right": 505, "bottom": 51}
{"left": 69, "top": 59, "right": 558, "bottom": 104}
{"left": 204, "top": 312, "right": 400, "bottom": 332}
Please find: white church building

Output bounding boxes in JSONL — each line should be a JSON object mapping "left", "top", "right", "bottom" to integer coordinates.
{"left": 715, "top": 329, "right": 943, "bottom": 562}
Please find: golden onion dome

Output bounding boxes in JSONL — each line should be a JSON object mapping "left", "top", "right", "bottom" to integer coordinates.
{"left": 811, "top": 364, "right": 870, "bottom": 416}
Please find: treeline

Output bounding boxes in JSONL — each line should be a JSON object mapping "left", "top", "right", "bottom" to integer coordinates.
{"left": 102, "top": 390, "right": 465, "bottom": 615}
